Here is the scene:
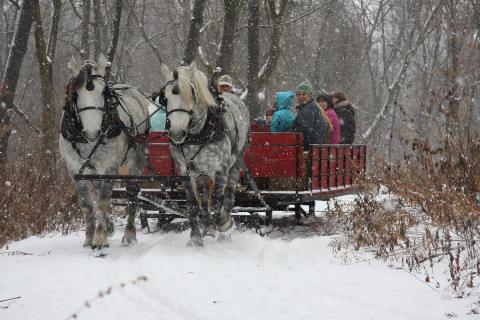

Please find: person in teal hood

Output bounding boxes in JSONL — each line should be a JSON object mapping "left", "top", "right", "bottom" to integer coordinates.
{"left": 149, "top": 96, "right": 167, "bottom": 131}
{"left": 270, "top": 91, "right": 295, "bottom": 132}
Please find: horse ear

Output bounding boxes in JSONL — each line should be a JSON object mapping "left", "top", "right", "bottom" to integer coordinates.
{"left": 96, "top": 53, "right": 107, "bottom": 75}
{"left": 68, "top": 57, "right": 81, "bottom": 74}
{"left": 160, "top": 64, "right": 172, "bottom": 82}
{"left": 188, "top": 61, "right": 197, "bottom": 71}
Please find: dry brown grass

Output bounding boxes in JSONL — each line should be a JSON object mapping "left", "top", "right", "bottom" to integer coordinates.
{"left": 335, "top": 138, "right": 480, "bottom": 298}
{"left": 0, "top": 148, "right": 82, "bottom": 247}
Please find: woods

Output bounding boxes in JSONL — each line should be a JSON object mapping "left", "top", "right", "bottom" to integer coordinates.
{"left": 0, "top": 0, "right": 480, "bottom": 300}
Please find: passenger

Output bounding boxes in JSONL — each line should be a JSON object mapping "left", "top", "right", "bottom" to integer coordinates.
{"left": 216, "top": 74, "right": 234, "bottom": 94}
{"left": 149, "top": 96, "right": 167, "bottom": 131}
{"left": 293, "top": 81, "right": 329, "bottom": 149}
{"left": 254, "top": 107, "right": 275, "bottom": 125}
{"left": 265, "top": 107, "right": 275, "bottom": 125}
{"left": 270, "top": 91, "right": 295, "bottom": 132}
{"left": 331, "top": 90, "right": 356, "bottom": 144}
{"left": 316, "top": 93, "right": 340, "bottom": 144}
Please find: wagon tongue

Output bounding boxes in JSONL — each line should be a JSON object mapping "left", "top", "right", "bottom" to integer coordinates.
{"left": 136, "top": 192, "right": 188, "bottom": 218}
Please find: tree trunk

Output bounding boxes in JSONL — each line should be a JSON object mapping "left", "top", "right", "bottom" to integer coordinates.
{"left": 216, "top": 0, "right": 237, "bottom": 75}
{"left": 32, "top": 0, "right": 62, "bottom": 172}
{"left": 246, "top": 0, "right": 260, "bottom": 119}
{"left": 256, "top": 0, "right": 289, "bottom": 88}
{"left": 0, "top": 0, "right": 34, "bottom": 171}
{"left": 105, "top": 0, "right": 122, "bottom": 82}
{"left": 445, "top": 0, "right": 460, "bottom": 138}
{"left": 182, "top": 0, "right": 207, "bottom": 65}
{"left": 80, "top": 0, "right": 91, "bottom": 61}
{"left": 93, "top": 0, "right": 101, "bottom": 59}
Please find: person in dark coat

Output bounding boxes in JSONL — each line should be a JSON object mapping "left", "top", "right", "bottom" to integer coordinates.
{"left": 331, "top": 91, "right": 356, "bottom": 144}
{"left": 293, "top": 81, "right": 329, "bottom": 149}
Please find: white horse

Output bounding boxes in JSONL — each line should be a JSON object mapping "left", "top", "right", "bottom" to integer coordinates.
{"left": 59, "top": 55, "right": 153, "bottom": 253}
{"left": 161, "top": 63, "right": 250, "bottom": 246}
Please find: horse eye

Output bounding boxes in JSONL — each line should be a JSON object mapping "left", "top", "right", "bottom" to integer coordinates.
{"left": 172, "top": 84, "right": 179, "bottom": 95}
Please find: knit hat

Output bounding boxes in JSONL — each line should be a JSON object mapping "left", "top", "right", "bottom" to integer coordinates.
{"left": 296, "top": 81, "right": 313, "bottom": 97}
{"left": 316, "top": 92, "right": 334, "bottom": 109}
{"left": 218, "top": 74, "right": 233, "bottom": 86}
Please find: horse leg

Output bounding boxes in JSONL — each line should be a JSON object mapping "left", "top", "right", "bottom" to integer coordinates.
{"left": 213, "top": 169, "right": 233, "bottom": 233}
{"left": 92, "top": 181, "right": 113, "bottom": 249}
{"left": 122, "top": 182, "right": 139, "bottom": 246}
{"left": 186, "top": 177, "right": 203, "bottom": 247}
{"left": 121, "top": 148, "right": 145, "bottom": 245}
{"left": 224, "top": 161, "right": 241, "bottom": 221}
{"left": 76, "top": 181, "right": 95, "bottom": 248}
{"left": 197, "top": 175, "right": 215, "bottom": 237}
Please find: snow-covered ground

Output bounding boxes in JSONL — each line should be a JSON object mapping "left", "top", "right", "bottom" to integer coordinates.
{"left": 0, "top": 197, "right": 476, "bottom": 319}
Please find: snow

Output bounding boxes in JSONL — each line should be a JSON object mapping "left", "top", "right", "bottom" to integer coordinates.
{"left": 0, "top": 198, "right": 475, "bottom": 319}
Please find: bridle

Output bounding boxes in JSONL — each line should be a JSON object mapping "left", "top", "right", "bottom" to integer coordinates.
{"left": 74, "top": 63, "right": 108, "bottom": 129}
{"left": 158, "top": 70, "right": 196, "bottom": 134}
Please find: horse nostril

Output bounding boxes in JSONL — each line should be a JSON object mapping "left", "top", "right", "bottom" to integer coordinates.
{"left": 168, "top": 130, "right": 186, "bottom": 143}
{"left": 86, "top": 81, "right": 94, "bottom": 91}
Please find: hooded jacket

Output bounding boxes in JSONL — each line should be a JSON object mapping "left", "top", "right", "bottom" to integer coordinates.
{"left": 293, "top": 99, "right": 329, "bottom": 149}
{"left": 270, "top": 91, "right": 295, "bottom": 132}
{"left": 334, "top": 100, "right": 356, "bottom": 144}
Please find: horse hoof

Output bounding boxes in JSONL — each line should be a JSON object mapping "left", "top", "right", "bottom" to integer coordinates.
{"left": 92, "top": 237, "right": 109, "bottom": 249}
{"left": 217, "top": 233, "right": 232, "bottom": 243}
{"left": 91, "top": 246, "right": 109, "bottom": 258}
{"left": 122, "top": 227, "right": 137, "bottom": 246}
{"left": 106, "top": 220, "right": 115, "bottom": 236}
{"left": 121, "top": 235, "right": 137, "bottom": 246}
{"left": 187, "top": 238, "right": 204, "bottom": 247}
{"left": 83, "top": 236, "right": 93, "bottom": 248}
{"left": 202, "top": 227, "right": 216, "bottom": 238}
{"left": 216, "top": 216, "right": 234, "bottom": 233}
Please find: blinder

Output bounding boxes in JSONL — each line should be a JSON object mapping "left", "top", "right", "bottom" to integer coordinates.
{"left": 84, "top": 62, "right": 105, "bottom": 92}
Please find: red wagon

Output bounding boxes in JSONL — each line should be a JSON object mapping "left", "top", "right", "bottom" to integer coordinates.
{"left": 113, "top": 123, "right": 366, "bottom": 229}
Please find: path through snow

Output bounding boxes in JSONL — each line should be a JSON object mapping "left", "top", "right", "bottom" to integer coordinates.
{"left": 0, "top": 197, "right": 475, "bottom": 319}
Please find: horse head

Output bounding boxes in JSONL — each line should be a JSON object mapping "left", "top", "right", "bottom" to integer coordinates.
{"left": 163, "top": 62, "right": 216, "bottom": 144}
{"left": 67, "top": 54, "right": 107, "bottom": 142}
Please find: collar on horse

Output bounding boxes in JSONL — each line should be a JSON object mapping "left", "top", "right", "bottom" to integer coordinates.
{"left": 179, "top": 106, "right": 225, "bottom": 146}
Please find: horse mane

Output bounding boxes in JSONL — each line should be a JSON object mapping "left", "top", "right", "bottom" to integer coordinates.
{"left": 176, "top": 66, "right": 216, "bottom": 112}
{"left": 65, "top": 66, "right": 87, "bottom": 105}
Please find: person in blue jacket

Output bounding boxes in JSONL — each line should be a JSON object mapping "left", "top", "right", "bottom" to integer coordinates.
{"left": 149, "top": 96, "right": 167, "bottom": 131}
{"left": 270, "top": 91, "right": 295, "bottom": 132}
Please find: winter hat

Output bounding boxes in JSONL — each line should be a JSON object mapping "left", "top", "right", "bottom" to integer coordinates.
{"left": 218, "top": 74, "right": 233, "bottom": 86}
{"left": 296, "top": 81, "right": 314, "bottom": 97}
{"left": 316, "top": 92, "right": 334, "bottom": 109}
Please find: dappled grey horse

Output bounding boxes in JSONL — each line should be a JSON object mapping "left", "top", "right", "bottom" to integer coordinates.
{"left": 162, "top": 63, "right": 249, "bottom": 246}
{"left": 59, "top": 55, "right": 152, "bottom": 253}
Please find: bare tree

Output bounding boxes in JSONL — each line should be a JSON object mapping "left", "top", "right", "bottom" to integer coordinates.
{"left": 32, "top": 0, "right": 62, "bottom": 168}
{"left": 93, "top": 0, "right": 102, "bottom": 59}
{"left": 246, "top": 0, "right": 260, "bottom": 118}
{"left": 105, "top": 0, "right": 123, "bottom": 81}
{"left": 216, "top": 0, "right": 238, "bottom": 75}
{"left": 183, "top": 0, "right": 208, "bottom": 65}
{"left": 256, "top": 0, "right": 289, "bottom": 88}
{"left": 0, "top": 0, "right": 33, "bottom": 170}
{"left": 80, "top": 0, "right": 91, "bottom": 61}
